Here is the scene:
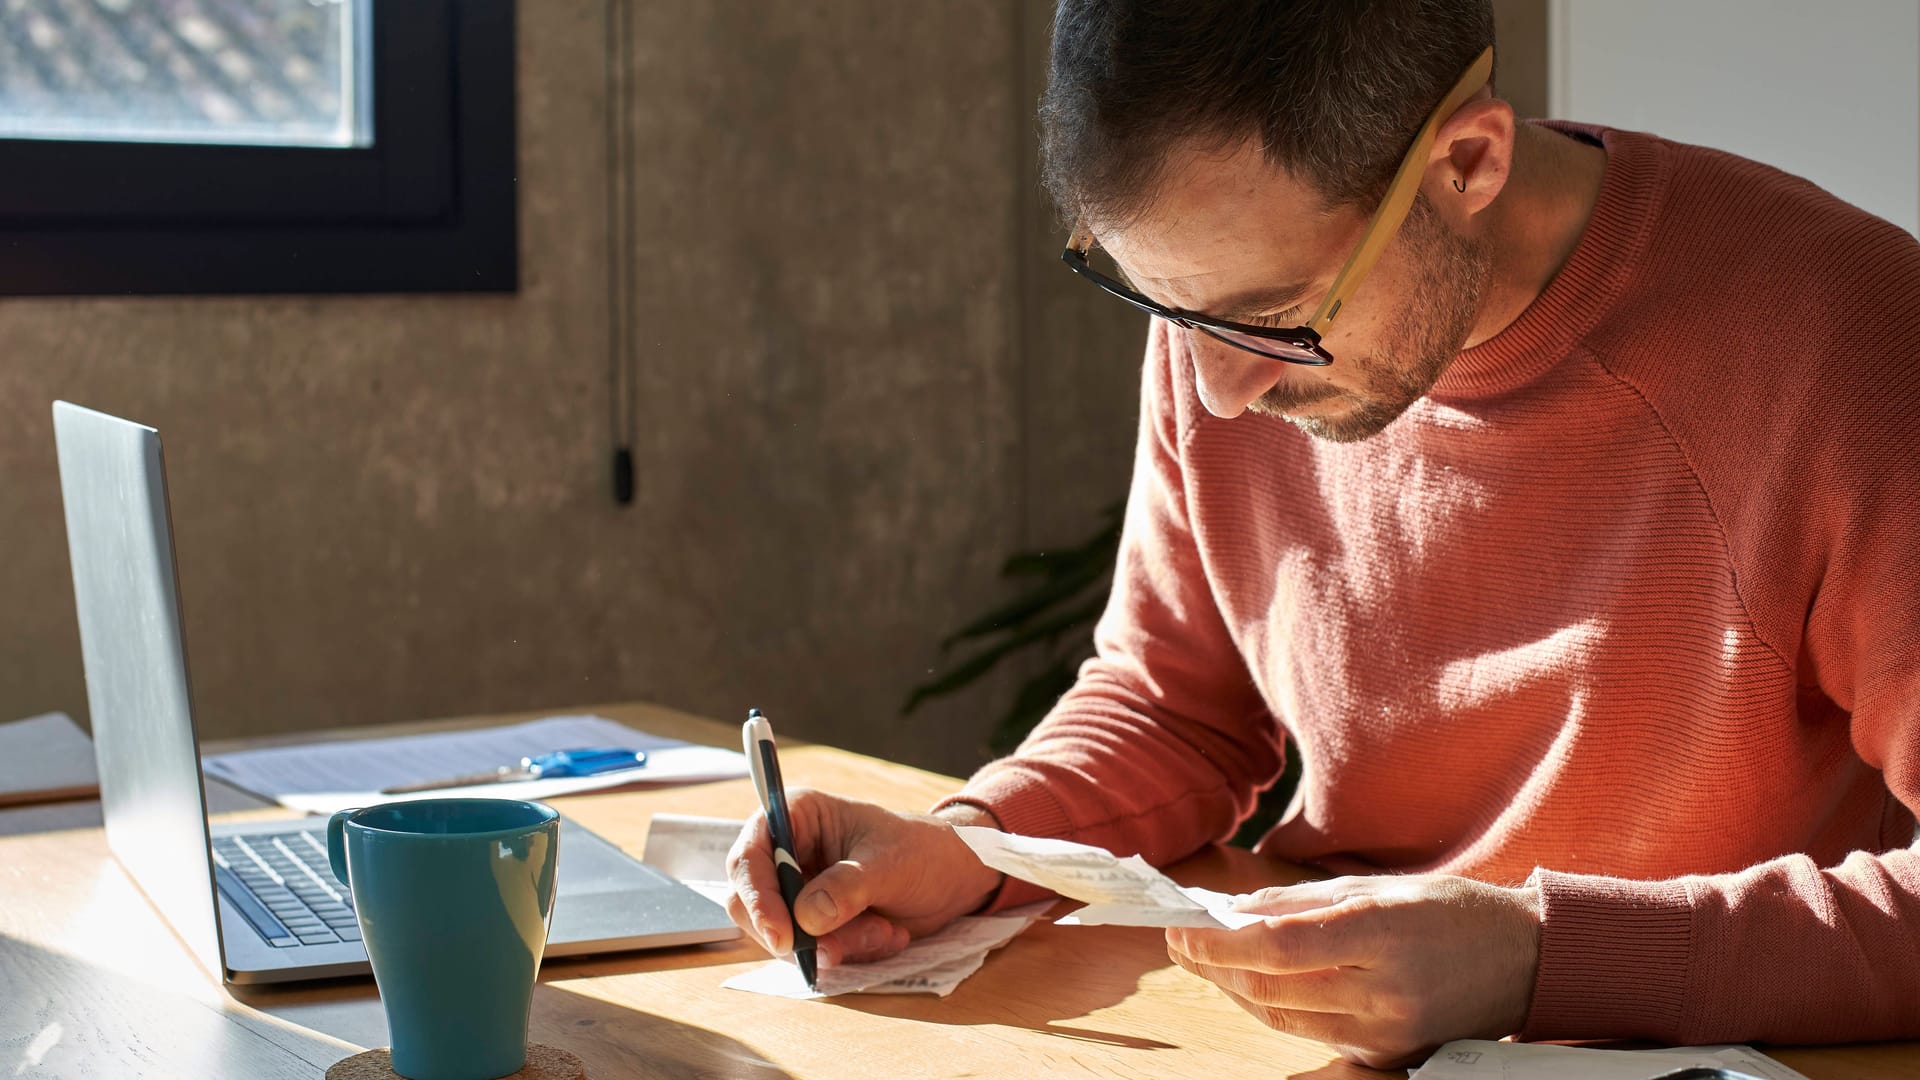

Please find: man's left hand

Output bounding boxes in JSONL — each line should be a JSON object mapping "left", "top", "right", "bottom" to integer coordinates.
{"left": 1166, "top": 874, "right": 1542, "bottom": 1068}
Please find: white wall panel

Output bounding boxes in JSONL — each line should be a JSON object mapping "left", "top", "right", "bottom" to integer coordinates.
{"left": 1551, "top": 0, "right": 1919, "bottom": 235}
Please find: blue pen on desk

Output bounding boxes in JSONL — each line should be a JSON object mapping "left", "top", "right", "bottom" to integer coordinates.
{"left": 743, "top": 708, "right": 817, "bottom": 990}
{"left": 379, "top": 747, "right": 648, "bottom": 794}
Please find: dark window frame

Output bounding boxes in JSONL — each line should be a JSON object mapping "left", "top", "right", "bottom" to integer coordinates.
{"left": 0, "top": 0, "right": 516, "bottom": 296}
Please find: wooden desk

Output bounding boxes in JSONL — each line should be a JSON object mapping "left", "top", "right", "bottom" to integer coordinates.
{"left": 3, "top": 702, "right": 1915, "bottom": 1078}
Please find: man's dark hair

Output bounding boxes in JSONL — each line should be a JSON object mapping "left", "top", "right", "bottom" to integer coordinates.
{"left": 1040, "top": 0, "right": 1497, "bottom": 230}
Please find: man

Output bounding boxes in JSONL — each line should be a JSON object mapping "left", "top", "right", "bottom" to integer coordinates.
{"left": 729, "top": 0, "right": 1920, "bottom": 1065}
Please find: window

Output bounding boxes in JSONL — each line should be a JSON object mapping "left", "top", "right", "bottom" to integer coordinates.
{"left": 0, "top": 0, "right": 374, "bottom": 149}
{"left": 0, "top": 0, "right": 516, "bottom": 295}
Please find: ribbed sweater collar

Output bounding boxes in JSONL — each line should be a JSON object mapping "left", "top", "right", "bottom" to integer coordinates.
{"left": 1432, "top": 122, "right": 1666, "bottom": 400}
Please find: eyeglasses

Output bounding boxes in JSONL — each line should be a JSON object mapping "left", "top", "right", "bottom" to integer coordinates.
{"left": 1062, "top": 46, "right": 1494, "bottom": 367}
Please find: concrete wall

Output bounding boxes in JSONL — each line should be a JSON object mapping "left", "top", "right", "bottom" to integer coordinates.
{"left": 0, "top": 1, "right": 1546, "bottom": 778}
{"left": 1495, "top": 0, "right": 1549, "bottom": 120}
{"left": 0, "top": 0, "right": 1145, "bottom": 777}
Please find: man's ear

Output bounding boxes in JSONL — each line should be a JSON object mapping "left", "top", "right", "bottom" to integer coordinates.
{"left": 1426, "top": 92, "right": 1516, "bottom": 221}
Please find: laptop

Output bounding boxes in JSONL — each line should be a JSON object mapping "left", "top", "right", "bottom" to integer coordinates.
{"left": 51, "top": 401, "right": 740, "bottom": 984}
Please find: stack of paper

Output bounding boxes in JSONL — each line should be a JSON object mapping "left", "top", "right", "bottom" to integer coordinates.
{"left": 201, "top": 715, "right": 748, "bottom": 814}
{"left": 641, "top": 813, "right": 1050, "bottom": 999}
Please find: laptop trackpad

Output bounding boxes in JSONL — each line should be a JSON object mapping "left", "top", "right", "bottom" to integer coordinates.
{"left": 548, "top": 819, "right": 737, "bottom": 949}
{"left": 548, "top": 887, "right": 736, "bottom": 950}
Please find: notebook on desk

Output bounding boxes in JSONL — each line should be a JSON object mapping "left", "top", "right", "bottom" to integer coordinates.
{"left": 51, "top": 402, "right": 740, "bottom": 984}
{"left": 0, "top": 711, "right": 98, "bottom": 808}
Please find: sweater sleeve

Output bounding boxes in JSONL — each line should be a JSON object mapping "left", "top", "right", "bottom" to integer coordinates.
{"left": 1523, "top": 220, "right": 1920, "bottom": 1045}
{"left": 934, "top": 322, "right": 1283, "bottom": 909}
{"left": 1522, "top": 575, "right": 1920, "bottom": 1042}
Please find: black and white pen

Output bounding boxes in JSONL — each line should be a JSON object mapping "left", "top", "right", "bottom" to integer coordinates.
{"left": 743, "top": 707, "right": 817, "bottom": 989}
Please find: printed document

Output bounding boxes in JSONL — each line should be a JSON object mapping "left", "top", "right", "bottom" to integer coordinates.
{"left": 1411, "top": 1039, "right": 1809, "bottom": 1080}
{"left": 201, "top": 715, "right": 748, "bottom": 813}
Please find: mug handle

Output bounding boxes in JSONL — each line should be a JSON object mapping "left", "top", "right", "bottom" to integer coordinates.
{"left": 327, "top": 807, "right": 362, "bottom": 889}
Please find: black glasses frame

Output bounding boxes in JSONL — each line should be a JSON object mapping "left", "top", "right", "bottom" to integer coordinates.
{"left": 1060, "top": 245, "right": 1334, "bottom": 367}
{"left": 1060, "top": 47, "right": 1496, "bottom": 370}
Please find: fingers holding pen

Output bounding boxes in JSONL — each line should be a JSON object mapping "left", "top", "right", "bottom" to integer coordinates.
{"left": 794, "top": 858, "right": 912, "bottom": 965}
{"left": 724, "top": 785, "right": 983, "bottom": 968}
{"left": 814, "top": 911, "right": 911, "bottom": 967}
{"left": 792, "top": 857, "right": 870, "bottom": 936}
{"left": 725, "top": 810, "right": 792, "bottom": 954}
{"left": 725, "top": 799, "right": 901, "bottom": 963}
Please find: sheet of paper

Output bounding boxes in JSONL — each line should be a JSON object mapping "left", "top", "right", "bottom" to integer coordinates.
{"left": 1410, "top": 1039, "right": 1811, "bottom": 1080}
{"left": 200, "top": 715, "right": 748, "bottom": 814}
{"left": 641, "top": 812, "right": 743, "bottom": 906}
{"left": 724, "top": 901, "right": 1052, "bottom": 999}
{"left": 0, "top": 712, "right": 99, "bottom": 808}
{"left": 954, "top": 827, "right": 1263, "bottom": 929}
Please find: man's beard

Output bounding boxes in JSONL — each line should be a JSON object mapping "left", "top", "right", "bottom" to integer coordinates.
{"left": 1247, "top": 195, "right": 1492, "bottom": 442}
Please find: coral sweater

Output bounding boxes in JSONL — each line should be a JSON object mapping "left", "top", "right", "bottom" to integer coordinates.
{"left": 938, "top": 124, "right": 1920, "bottom": 1044}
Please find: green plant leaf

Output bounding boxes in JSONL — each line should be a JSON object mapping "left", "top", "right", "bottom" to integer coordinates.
{"left": 1000, "top": 502, "right": 1123, "bottom": 578}
{"left": 905, "top": 501, "right": 1126, "bottom": 767}
{"left": 940, "top": 557, "right": 1110, "bottom": 649}
{"left": 1228, "top": 749, "right": 1303, "bottom": 849}
{"left": 988, "top": 658, "right": 1082, "bottom": 756}
{"left": 902, "top": 593, "right": 1108, "bottom": 715}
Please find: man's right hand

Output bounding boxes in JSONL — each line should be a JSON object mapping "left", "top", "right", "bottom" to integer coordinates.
{"left": 725, "top": 791, "right": 1005, "bottom": 967}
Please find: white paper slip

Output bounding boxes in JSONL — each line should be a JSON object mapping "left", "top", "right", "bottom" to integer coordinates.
{"left": 743, "top": 948, "right": 1001, "bottom": 1000}
{"left": 954, "top": 827, "right": 1264, "bottom": 929}
{"left": 1410, "top": 1039, "right": 1810, "bottom": 1080}
{"left": 201, "top": 715, "right": 749, "bottom": 814}
{"left": 641, "top": 813, "right": 744, "bottom": 906}
{"left": 724, "top": 901, "right": 1052, "bottom": 1000}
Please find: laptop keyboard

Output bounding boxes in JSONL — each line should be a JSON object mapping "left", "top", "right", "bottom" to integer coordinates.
{"left": 211, "top": 832, "right": 361, "bottom": 948}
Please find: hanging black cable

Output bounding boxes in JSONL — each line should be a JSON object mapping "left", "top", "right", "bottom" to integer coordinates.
{"left": 605, "top": 0, "right": 636, "bottom": 505}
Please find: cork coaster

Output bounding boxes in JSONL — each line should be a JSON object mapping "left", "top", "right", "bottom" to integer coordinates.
{"left": 326, "top": 1043, "right": 584, "bottom": 1080}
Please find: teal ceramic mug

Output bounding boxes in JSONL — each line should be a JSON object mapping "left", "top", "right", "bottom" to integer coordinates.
{"left": 327, "top": 798, "right": 560, "bottom": 1080}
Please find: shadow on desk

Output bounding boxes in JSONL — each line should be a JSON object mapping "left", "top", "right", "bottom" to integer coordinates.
{"left": 831, "top": 915, "right": 1405, "bottom": 1077}
{"left": 1, "top": 935, "right": 356, "bottom": 1078}
{"left": 830, "top": 919, "right": 1180, "bottom": 1051}
{"left": 532, "top": 984, "right": 798, "bottom": 1078}
{"left": 227, "top": 966, "right": 799, "bottom": 1079}
{"left": 521, "top": 924, "right": 1182, "bottom": 1055}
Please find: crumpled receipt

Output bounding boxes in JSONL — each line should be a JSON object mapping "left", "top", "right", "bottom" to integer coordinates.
{"left": 953, "top": 826, "right": 1265, "bottom": 930}
{"left": 641, "top": 813, "right": 1051, "bottom": 999}
{"left": 722, "top": 900, "right": 1052, "bottom": 999}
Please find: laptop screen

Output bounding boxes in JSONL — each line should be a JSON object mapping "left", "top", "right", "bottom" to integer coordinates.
{"left": 53, "top": 401, "right": 228, "bottom": 982}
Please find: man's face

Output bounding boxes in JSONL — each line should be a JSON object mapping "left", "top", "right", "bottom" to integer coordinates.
{"left": 1099, "top": 138, "right": 1493, "bottom": 441}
